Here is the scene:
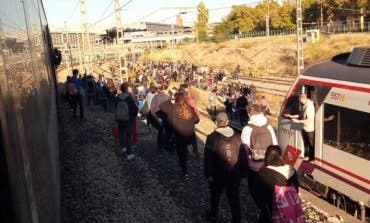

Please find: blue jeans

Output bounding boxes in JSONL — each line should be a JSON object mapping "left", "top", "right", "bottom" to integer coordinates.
{"left": 117, "top": 120, "right": 132, "bottom": 155}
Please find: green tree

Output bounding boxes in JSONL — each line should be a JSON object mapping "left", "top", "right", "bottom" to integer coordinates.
{"left": 254, "top": 1, "right": 271, "bottom": 31}
{"left": 214, "top": 19, "right": 233, "bottom": 42}
{"left": 196, "top": 2, "right": 209, "bottom": 42}
{"left": 252, "top": 0, "right": 294, "bottom": 31}
{"left": 271, "top": 2, "right": 295, "bottom": 29}
{"left": 227, "top": 5, "right": 257, "bottom": 33}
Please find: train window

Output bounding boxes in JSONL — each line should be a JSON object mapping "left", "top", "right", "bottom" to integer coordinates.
{"left": 281, "top": 84, "right": 317, "bottom": 117}
{"left": 323, "top": 104, "right": 370, "bottom": 160}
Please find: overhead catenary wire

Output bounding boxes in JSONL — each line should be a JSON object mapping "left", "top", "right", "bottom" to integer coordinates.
{"left": 195, "top": 1, "right": 266, "bottom": 13}
{"left": 175, "top": 1, "right": 267, "bottom": 18}
{"left": 94, "top": 0, "right": 114, "bottom": 24}
{"left": 92, "top": 0, "right": 134, "bottom": 26}
{"left": 158, "top": 14, "right": 178, "bottom": 23}
{"left": 90, "top": 0, "right": 267, "bottom": 31}
{"left": 130, "top": 1, "right": 265, "bottom": 27}
{"left": 65, "top": 0, "right": 80, "bottom": 22}
{"left": 328, "top": 6, "right": 362, "bottom": 12}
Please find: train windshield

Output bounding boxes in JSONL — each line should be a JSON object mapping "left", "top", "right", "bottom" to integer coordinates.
{"left": 280, "top": 84, "right": 317, "bottom": 117}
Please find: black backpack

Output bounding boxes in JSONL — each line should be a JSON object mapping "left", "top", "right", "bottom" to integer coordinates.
{"left": 249, "top": 124, "right": 273, "bottom": 161}
{"left": 115, "top": 99, "right": 129, "bottom": 121}
{"left": 214, "top": 133, "right": 241, "bottom": 169}
{"left": 125, "top": 96, "right": 138, "bottom": 119}
{"left": 115, "top": 95, "right": 138, "bottom": 121}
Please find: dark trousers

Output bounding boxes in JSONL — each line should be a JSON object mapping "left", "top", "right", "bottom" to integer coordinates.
{"left": 147, "top": 112, "right": 160, "bottom": 129}
{"left": 157, "top": 121, "right": 167, "bottom": 151}
{"left": 302, "top": 130, "right": 315, "bottom": 160}
{"left": 107, "top": 97, "right": 115, "bottom": 112}
{"left": 101, "top": 98, "right": 108, "bottom": 111}
{"left": 226, "top": 109, "right": 233, "bottom": 121}
{"left": 209, "top": 175, "right": 241, "bottom": 223}
{"left": 87, "top": 95, "right": 95, "bottom": 105}
{"left": 247, "top": 168, "right": 258, "bottom": 204}
{"left": 71, "top": 93, "right": 84, "bottom": 118}
{"left": 118, "top": 120, "right": 132, "bottom": 155}
{"left": 175, "top": 135, "right": 193, "bottom": 174}
{"left": 191, "top": 134, "right": 198, "bottom": 153}
{"left": 164, "top": 121, "right": 174, "bottom": 151}
{"left": 238, "top": 109, "right": 249, "bottom": 127}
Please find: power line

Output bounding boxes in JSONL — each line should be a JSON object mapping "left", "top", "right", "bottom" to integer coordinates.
{"left": 92, "top": 0, "right": 134, "bottom": 26}
{"left": 65, "top": 0, "right": 79, "bottom": 22}
{"left": 210, "top": 2, "right": 265, "bottom": 11}
{"left": 181, "top": 1, "right": 266, "bottom": 16}
{"left": 328, "top": 6, "right": 362, "bottom": 13}
{"left": 158, "top": 14, "right": 178, "bottom": 23}
{"left": 95, "top": 1, "right": 114, "bottom": 24}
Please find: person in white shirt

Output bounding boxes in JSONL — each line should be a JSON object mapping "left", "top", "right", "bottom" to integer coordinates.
{"left": 241, "top": 104, "right": 278, "bottom": 204}
{"left": 285, "top": 93, "right": 315, "bottom": 161}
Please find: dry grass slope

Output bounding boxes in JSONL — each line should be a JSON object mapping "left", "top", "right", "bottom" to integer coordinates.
{"left": 144, "top": 33, "right": 370, "bottom": 76}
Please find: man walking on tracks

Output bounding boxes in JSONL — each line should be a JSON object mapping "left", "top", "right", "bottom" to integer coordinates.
{"left": 204, "top": 112, "right": 246, "bottom": 223}
{"left": 241, "top": 104, "right": 277, "bottom": 203}
{"left": 236, "top": 88, "right": 250, "bottom": 126}
{"left": 69, "top": 69, "right": 84, "bottom": 119}
{"left": 115, "top": 83, "right": 138, "bottom": 160}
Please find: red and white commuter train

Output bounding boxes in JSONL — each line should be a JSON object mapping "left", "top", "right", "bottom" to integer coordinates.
{"left": 278, "top": 46, "right": 370, "bottom": 222}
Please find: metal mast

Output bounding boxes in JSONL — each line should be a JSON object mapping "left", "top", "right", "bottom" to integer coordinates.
{"left": 296, "top": 0, "right": 304, "bottom": 75}
{"left": 63, "top": 21, "right": 72, "bottom": 73}
{"left": 114, "top": 0, "right": 123, "bottom": 43}
{"left": 80, "top": 0, "right": 92, "bottom": 74}
{"left": 266, "top": 0, "right": 271, "bottom": 71}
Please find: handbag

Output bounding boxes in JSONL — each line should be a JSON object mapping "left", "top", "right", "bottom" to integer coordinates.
{"left": 272, "top": 185, "right": 305, "bottom": 223}
{"left": 282, "top": 145, "right": 302, "bottom": 166}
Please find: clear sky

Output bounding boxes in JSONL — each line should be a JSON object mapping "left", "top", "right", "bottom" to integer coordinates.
{"left": 43, "top": 0, "right": 255, "bottom": 32}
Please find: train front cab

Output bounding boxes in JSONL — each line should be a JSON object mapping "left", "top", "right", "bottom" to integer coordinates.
{"left": 277, "top": 74, "right": 370, "bottom": 220}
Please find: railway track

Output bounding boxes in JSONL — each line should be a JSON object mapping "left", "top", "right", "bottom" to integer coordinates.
{"left": 92, "top": 64, "right": 111, "bottom": 77}
{"left": 234, "top": 75, "right": 294, "bottom": 96}
{"left": 239, "top": 75, "right": 295, "bottom": 86}
{"left": 254, "top": 86, "right": 289, "bottom": 96}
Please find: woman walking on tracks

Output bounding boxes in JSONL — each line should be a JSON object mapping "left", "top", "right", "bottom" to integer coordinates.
{"left": 158, "top": 92, "right": 199, "bottom": 178}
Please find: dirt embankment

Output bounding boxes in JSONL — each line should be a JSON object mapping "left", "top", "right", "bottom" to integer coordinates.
{"left": 144, "top": 33, "right": 370, "bottom": 76}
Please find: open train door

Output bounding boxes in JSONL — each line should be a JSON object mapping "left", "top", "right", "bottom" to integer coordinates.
{"left": 278, "top": 107, "right": 305, "bottom": 168}
{"left": 278, "top": 84, "right": 316, "bottom": 167}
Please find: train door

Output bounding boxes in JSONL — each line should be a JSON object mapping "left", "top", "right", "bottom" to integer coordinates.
{"left": 278, "top": 83, "right": 317, "bottom": 166}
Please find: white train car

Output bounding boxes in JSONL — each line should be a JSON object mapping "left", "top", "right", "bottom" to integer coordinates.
{"left": 277, "top": 47, "right": 370, "bottom": 222}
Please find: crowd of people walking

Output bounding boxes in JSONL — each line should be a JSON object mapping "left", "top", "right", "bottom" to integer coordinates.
{"left": 62, "top": 57, "right": 304, "bottom": 223}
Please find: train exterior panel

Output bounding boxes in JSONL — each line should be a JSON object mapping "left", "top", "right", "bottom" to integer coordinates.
{"left": 0, "top": 0, "right": 60, "bottom": 222}
{"left": 278, "top": 48, "right": 370, "bottom": 220}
